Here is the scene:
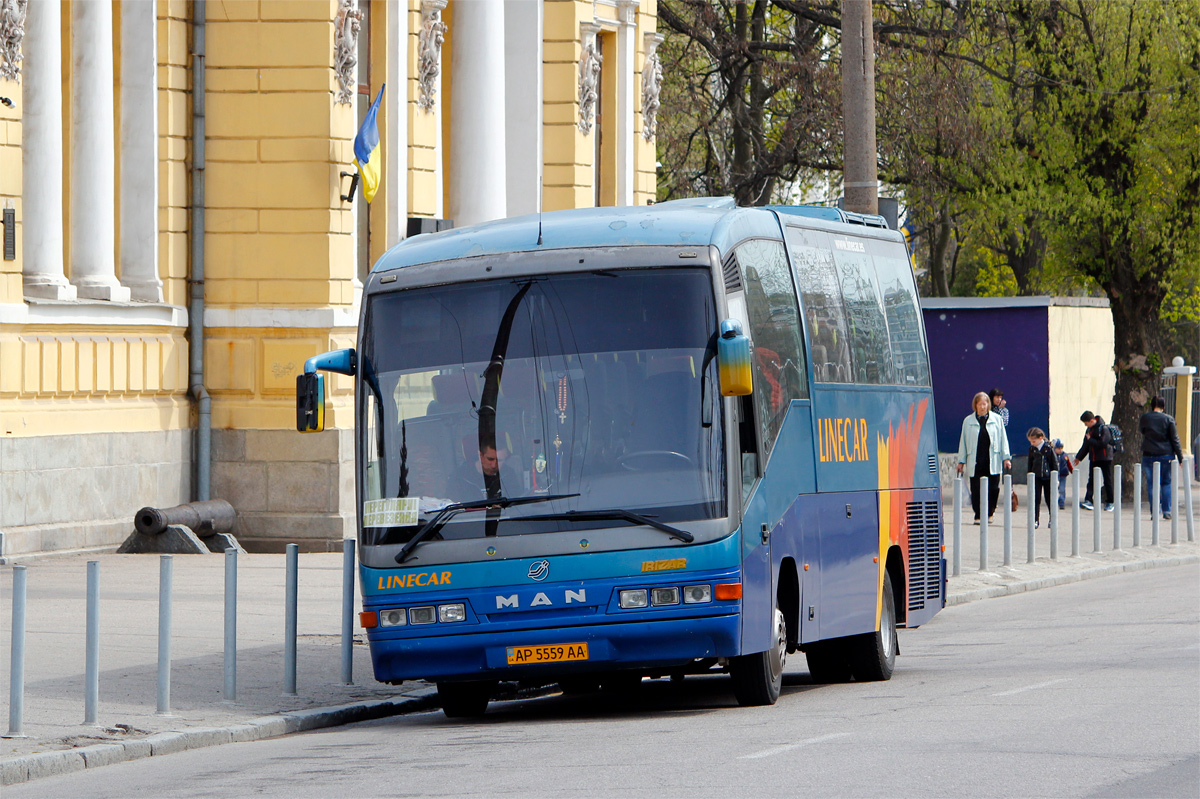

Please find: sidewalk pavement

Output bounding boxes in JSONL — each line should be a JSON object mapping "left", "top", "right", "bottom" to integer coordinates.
{"left": 2, "top": 489, "right": 1197, "bottom": 786}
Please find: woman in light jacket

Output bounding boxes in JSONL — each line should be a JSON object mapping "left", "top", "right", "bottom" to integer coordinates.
{"left": 956, "top": 391, "right": 1011, "bottom": 523}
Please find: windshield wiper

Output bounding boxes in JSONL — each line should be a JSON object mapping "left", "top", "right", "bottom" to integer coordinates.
{"left": 395, "top": 493, "right": 580, "bottom": 564}
{"left": 508, "top": 509, "right": 695, "bottom": 543}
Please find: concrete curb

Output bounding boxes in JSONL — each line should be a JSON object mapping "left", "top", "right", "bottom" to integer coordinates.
{"left": 946, "top": 553, "right": 1199, "bottom": 606}
{"left": 0, "top": 693, "right": 439, "bottom": 787}
{"left": 2, "top": 554, "right": 1195, "bottom": 787}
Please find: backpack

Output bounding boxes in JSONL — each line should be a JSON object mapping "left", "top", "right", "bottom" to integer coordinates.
{"left": 1103, "top": 424, "right": 1124, "bottom": 456}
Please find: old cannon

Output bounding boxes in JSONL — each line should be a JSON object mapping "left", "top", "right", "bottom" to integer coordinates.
{"left": 119, "top": 499, "right": 242, "bottom": 554}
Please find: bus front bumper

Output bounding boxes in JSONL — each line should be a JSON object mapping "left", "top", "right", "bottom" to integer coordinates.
{"left": 370, "top": 613, "right": 741, "bottom": 683}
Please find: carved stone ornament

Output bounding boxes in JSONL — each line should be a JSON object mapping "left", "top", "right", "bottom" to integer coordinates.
{"left": 334, "top": 0, "right": 362, "bottom": 105}
{"left": 641, "top": 33, "right": 665, "bottom": 141}
{"left": 418, "top": 0, "right": 447, "bottom": 112}
{"left": 578, "top": 26, "right": 602, "bottom": 135}
{"left": 0, "top": 0, "right": 27, "bottom": 82}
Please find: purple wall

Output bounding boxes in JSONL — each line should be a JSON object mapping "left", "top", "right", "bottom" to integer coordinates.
{"left": 923, "top": 306, "right": 1050, "bottom": 453}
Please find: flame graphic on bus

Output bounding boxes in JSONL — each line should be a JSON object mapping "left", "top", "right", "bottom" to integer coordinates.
{"left": 874, "top": 398, "right": 929, "bottom": 626}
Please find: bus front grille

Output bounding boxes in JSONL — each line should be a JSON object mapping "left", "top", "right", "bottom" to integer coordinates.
{"left": 906, "top": 500, "right": 941, "bottom": 612}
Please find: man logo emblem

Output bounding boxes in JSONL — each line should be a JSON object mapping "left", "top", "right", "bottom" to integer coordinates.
{"left": 527, "top": 560, "right": 549, "bottom": 582}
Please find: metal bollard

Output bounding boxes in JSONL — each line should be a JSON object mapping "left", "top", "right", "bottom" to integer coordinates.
{"left": 1026, "top": 472, "right": 1036, "bottom": 563}
{"left": 341, "top": 538, "right": 356, "bottom": 685}
{"left": 1050, "top": 471, "right": 1059, "bottom": 560}
{"left": 284, "top": 544, "right": 298, "bottom": 695}
{"left": 979, "top": 476, "right": 990, "bottom": 571}
{"left": 158, "top": 555, "right": 173, "bottom": 715}
{"left": 84, "top": 561, "right": 100, "bottom": 725}
{"left": 1132, "top": 463, "right": 1142, "bottom": 548}
{"left": 1112, "top": 465, "right": 1122, "bottom": 551}
{"left": 1171, "top": 460, "right": 1180, "bottom": 544}
{"left": 224, "top": 548, "right": 237, "bottom": 702}
{"left": 1092, "top": 466, "right": 1103, "bottom": 553}
{"left": 1185, "top": 456, "right": 1195, "bottom": 543}
{"left": 952, "top": 477, "right": 962, "bottom": 577}
{"left": 1071, "top": 466, "right": 1081, "bottom": 557}
{"left": 1002, "top": 474, "right": 1013, "bottom": 567}
{"left": 1152, "top": 460, "right": 1161, "bottom": 546}
{"left": 5, "top": 565, "right": 27, "bottom": 738}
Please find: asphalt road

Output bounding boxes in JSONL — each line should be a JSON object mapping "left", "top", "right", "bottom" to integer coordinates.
{"left": 14, "top": 566, "right": 1198, "bottom": 799}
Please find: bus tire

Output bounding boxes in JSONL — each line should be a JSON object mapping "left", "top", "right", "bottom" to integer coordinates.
{"left": 437, "top": 680, "right": 496, "bottom": 718}
{"left": 848, "top": 571, "right": 898, "bottom": 682}
{"left": 730, "top": 606, "right": 787, "bottom": 706}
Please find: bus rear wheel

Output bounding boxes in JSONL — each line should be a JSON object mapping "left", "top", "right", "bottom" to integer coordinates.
{"left": 730, "top": 607, "right": 787, "bottom": 706}
{"left": 847, "top": 571, "right": 898, "bottom": 682}
{"left": 437, "top": 680, "right": 496, "bottom": 718}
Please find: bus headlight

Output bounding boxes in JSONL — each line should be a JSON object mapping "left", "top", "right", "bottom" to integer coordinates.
{"left": 619, "top": 589, "right": 648, "bottom": 609}
{"left": 651, "top": 587, "right": 680, "bottom": 606}
{"left": 438, "top": 603, "right": 466, "bottom": 623}
{"left": 379, "top": 608, "right": 407, "bottom": 627}
{"left": 683, "top": 585, "right": 711, "bottom": 604}
{"left": 409, "top": 605, "right": 437, "bottom": 624}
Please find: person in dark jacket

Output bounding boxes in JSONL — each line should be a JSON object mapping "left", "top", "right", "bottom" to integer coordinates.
{"left": 1054, "top": 439, "right": 1072, "bottom": 510}
{"left": 1139, "top": 396, "right": 1184, "bottom": 520}
{"left": 1072, "top": 410, "right": 1114, "bottom": 511}
{"left": 1026, "top": 427, "right": 1056, "bottom": 527}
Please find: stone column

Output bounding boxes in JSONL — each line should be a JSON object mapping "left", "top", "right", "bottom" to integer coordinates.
{"left": 615, "top": 1, "right": 637, "bottom": 206}
{"left": 120, "top": 0, "right": 162, "bottom": 301}
{"left": 448, "top": 0, "right": 506, "bottom": 227}
{"left": 70, "top": 0, "right": 130, "bottom": 301}
{"left": 21, "top": 0, "right": 76, "bottom": 300}
{"left": 504, "top": 0, "right": 542, "bottom": 218}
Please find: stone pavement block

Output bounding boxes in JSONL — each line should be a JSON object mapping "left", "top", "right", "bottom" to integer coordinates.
{"left": 1, "top": 758, "right": 28, "bottom": 786}
{"left": 146, "top": 732, "right": 189, "bottom": 757}
{"left": 178, "top": 728, "right": 234, "bottom": 749}
{"left": 80, "top": 743, "right": 126, "bottom": 768}
{"left": 25, "top": 750, "right": 85, "bottom": 782}
{"left": 120, "top": 739, "right": 153, "bottom": 761}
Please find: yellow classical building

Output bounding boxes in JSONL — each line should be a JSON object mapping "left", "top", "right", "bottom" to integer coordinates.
{"left": 0, "top": 0, "right": 662, "bottom": 555}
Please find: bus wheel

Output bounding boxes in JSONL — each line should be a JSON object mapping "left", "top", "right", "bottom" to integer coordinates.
{"left": 848, "top": 571, "right": 898, "bottom": 682}
{"left": 730, "top": 607, "right": 786, "bottom": 706}
{"left": 437, "top": 680, "right": 496, "bottom": 718}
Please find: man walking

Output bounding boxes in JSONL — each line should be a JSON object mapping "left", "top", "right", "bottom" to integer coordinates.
{"left": 1139, "top": 396, "right": 1183, "bottom": 520}
{"left": 1072, "top": 410, "right": 1114, "bottom": 511}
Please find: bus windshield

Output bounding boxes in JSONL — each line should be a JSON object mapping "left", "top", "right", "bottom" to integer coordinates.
{"left": 358, "top": 267, "right": 725, "bottom": 547}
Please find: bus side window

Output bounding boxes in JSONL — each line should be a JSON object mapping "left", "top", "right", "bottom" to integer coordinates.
{"left": 785, "top": 227, "right": 854, "bottom": 383}
{"left": 735, "top": 239, "right": 807, "bottom": 458}
{"left": 869, "top": 242, "right": 932, "bottom": 386}
{"left": 831, "top": 247, "right": 893, "bottom": 385}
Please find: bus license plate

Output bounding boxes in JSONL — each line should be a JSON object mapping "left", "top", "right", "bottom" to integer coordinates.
{"left": 506, "top": 643, "right": 589, "bottom": 665}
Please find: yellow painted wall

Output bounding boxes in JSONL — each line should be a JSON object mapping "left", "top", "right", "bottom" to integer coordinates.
{"left": 0, "top": 65, "right": 20, "bottom": 304}
{"left": 0, "top": 328, "right": 189, "bottom": 436}
{"left": 1048, "top": 304, "right": 1116, "bottom": 444}
{"left": 160, "top": 0, "right": 192, "bottom": 307}
{"left": 543, "top": 0, "right": 591, "bottom": 211}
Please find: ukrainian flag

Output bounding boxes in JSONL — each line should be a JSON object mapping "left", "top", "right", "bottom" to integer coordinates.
{"left": 354, "top": 84, "right": 385, "bottom": 203}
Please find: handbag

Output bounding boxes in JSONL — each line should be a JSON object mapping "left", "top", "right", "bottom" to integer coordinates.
{"left": 1011, "top": 489, "right": 1019, "bottom": 512}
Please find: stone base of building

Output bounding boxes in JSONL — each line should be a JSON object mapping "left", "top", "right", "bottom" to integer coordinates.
{"left": 0, "top": 430, "right": 191, "bottom": 559}
{"left": 211, "top": 428, "right": 355, "bottom": 552}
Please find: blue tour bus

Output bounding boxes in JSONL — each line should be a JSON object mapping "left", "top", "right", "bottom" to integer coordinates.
{"left": 297, "top": 198, "right": 945, "bottom": 717}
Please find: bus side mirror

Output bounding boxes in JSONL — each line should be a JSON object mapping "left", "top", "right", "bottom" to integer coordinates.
{"left": 295, "top": 348, "right": 355, "bottom": 433}
{"left": 718, "top": 319, "right": 753, "bottom": 396}
{"left": 297, "top": 372, "right": 326, "bottom": 432}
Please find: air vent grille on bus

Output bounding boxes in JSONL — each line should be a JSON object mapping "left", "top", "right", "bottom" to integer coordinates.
{"left": 906, "top": 500, "right": 942, "bottom": 612}
{"left": 928, "top": 454, "right": 938, "bottom": 474}
{"left": 723, "top": 259, "right": 743, "bottom": 292}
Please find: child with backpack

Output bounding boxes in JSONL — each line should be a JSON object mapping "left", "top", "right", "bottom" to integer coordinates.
{"left": 1027, "top": 428, "right": 1057, "bottom": 528}
{"left": 1054, "top": 439, "right": 1072, "bottom": 510}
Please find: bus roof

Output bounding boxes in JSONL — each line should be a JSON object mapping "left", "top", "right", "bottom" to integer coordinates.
{"left": 372, "top": 199, "right": 897, "bottom": 273}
